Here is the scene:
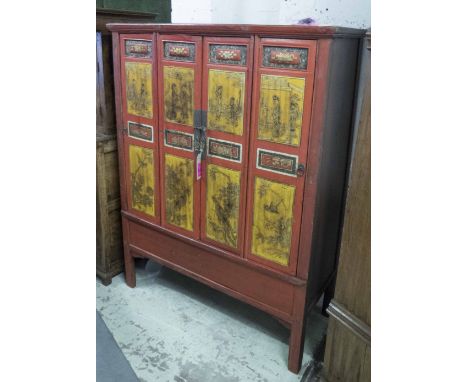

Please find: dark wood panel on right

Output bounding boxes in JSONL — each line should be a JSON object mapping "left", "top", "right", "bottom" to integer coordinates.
{"left": 322, "top": 30, "right": 371, "bottom": 382}
{"left": 323, "top": 319, "right": 370, "bottom": 382}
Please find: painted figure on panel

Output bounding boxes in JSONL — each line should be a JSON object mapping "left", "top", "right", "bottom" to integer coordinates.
{"left": 165, "top": 154, "right": 194, "bottom": 231}
{"left": 252, "top": 177, "right": 295, "bottom": 266}
{"left": 272, "top": 95, "right": 281, "bottom": 138}
{"left": 129, "top": 145, "right": 155, "bottom": 216}
{"left": 125, "top": 62, "right": 153, "bottom": 118}
{"left": 164, "top": 66, "right": 194, "bottom": 126}
{"left": 206, "top": 165, "right": 241, "bottom": 248}
{"left": 258, "top": 75, "right": 305, "bottom": 146}
{"left": 207, "top": 70, "right": 245, "bottom": 135}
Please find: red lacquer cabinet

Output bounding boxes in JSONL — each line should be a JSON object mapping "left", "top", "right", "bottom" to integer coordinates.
{"left": 108, "top": 23, "right": 364, "bottom": 373}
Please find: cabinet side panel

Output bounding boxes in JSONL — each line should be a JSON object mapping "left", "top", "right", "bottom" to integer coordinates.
{"left": 305, "top": 38, "right": 360, "bottom": 303}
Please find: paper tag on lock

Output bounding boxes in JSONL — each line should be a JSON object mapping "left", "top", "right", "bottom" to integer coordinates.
{"left": 196, "top": 152, "right": 202, "bottom": 180}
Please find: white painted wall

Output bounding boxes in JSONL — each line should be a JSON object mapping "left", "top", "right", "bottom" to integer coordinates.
{"left": 171, "top": 0, "right": 370, "bottom": 28}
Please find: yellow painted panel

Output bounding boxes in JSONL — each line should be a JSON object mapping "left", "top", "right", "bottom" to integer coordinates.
{"left": 129, "top": 144, "right": 155, "bottom": 216}
{"left": 125, "top": 62, "right": 153, "bottom": 118}
{"left": 206, "top": 164, "right": 241, "bottom": 248}
{"left": 258, "top": 74, "right": 305, "bottom": 146}
{"left": 251, "top": 177, "right": 296, "bottom": 266}
{"left": 165, "top": 154, "right": 194, "bottom": 231}
{"left": 207, "top": 69, "right": 245, "bottom": 135}
{"left": 163, "top": 66, "right": 194, "bottom": 126}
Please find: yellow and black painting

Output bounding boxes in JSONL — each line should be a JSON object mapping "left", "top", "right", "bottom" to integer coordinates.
{"left": 125, "top": 62, "right": 153, "bottom": 118}
{"left": 163, "top": 66, "right": 194, "bottom": 126}
{"left": 251, "top": 177, "right": 296, "bottom": 266}
{"left": 258, "top": 74, "right": 305, "bottom": 146}
{"left": 129, "top": 144, "right": 155, "bottom": 216}
{"left": 165, "top": 154, "right": 194, "bottom": 231}
{"left": 206, "top": 164, "right": 241, "bottom": 248}
{"left": 207, "top": 69, "right": 245, "bottom": 135}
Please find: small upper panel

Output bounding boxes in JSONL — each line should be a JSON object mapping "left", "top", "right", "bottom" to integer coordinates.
{"left": 163, "top": 41, "right": 196, "bottom": 62}
{"left": 209, "top": 44, "right": 248, "bottom": 66}
{"left": 262, "top": 46, "right": 308, "bottom": 70}
{"left": 124, "top": 39, "right": 153, "bottom": 59}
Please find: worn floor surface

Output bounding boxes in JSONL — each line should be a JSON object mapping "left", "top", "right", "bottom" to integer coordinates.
{"left": 96, "top": 261, "right": 327, "bottom": 382}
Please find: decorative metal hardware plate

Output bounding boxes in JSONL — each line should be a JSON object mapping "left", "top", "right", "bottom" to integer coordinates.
{"left": 163, "top": 42, "right": 196, "bottom": 62}
{"left": 262, "top": 46, "right": 308, "bottom": 70}
{"left": 164, "top": 129, "right": 194, "bottom": 151}
{"left": 124, "top": 39, "right": 152, "bottom": 58}
{"left": 128, "top": 121, "right": 153, "bottom": 142}
{"left": 256, "top": 148, "right": 298, "bottom": 177}
{"left": 194, "top": 110, "right": 207, "bottom": 158}
{"left": 209, "top": 44, "right": 247, "bottom": 66}
{"left": 207, "top": 138, "right": 242, "bottom": 163}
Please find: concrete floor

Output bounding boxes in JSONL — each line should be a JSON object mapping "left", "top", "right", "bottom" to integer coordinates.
{"left": 96, "top": 260, "right": 328, "bottom": 382}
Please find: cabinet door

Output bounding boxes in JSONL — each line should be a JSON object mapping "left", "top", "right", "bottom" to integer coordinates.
{"left": 157, "top": 35, "right": 202, "bottom": 238}
{"left": 245, "top": 38, "right": 317, "bottom": 275}
{"left": 200, "top": 37, "right": 254, "bottom": 255}
{"left": 119, "top": 34, "right": 160, "bottom": 224}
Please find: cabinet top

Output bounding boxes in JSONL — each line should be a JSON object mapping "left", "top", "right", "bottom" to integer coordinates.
{"left": 106, "top": 23, "right": 365, "bottom": 39}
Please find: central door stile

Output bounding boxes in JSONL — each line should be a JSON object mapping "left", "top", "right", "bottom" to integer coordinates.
{"left": 157, "top": 34, "right": 203, "bottom": 239}
{"left": 199, "top": 36, "right": 255, "bottom": 256}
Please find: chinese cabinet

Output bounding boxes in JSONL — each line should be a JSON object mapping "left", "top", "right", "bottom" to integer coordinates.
{"left": 108, "top": 23, "right": 364, "bottom": 373}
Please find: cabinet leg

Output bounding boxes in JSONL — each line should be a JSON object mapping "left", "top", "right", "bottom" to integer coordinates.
{"left": 288, "top": 318, "right": 306, "bottom": 374}
{"left": 101, "top": 276, "right": 112, "bottom": 286}
{"left": 124, "top": 252, "right": 136, "bottom": 288}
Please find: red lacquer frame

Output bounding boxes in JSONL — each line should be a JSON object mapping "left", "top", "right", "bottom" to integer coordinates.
{"left": 119, "top": 33, "right": 161, "bottom": 225}
{"left": 244, "top": 37, "right": 317, "bottom": 275}
{"left": 199, "top": 36, "right": 254, "bottom": 256}
{"left": 157, "top": 34, "right": 203, "bottom": 239}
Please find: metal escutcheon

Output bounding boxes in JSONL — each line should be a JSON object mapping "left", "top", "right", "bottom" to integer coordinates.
{"left": 296, "top": 164, "right": 305, "bottom": 177}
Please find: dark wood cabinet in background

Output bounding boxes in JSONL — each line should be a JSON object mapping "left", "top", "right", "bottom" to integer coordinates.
{"left": 96, "top": 134, "right": 124, "bottom": 285}
{"left": 96, "top": 8, "right": 167, "bottom": 285}
{"left": 108, "top": 23, "right": 364, "bottom": 373}
{"left": 322, "top": 30, "right": 371, "bottom": 382}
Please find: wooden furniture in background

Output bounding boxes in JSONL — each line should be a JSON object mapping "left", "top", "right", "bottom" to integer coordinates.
{"left": 96, "top": 7, "right": 168, "bottom": 285}
{"left": 96, "top": 134, "right": 124, "bottom": 285}
{"left": 322, "top": 30, "right": 371, "bottom": 382}
{"left": 96, "top": 0, "right": 171, "bottom": 26}
{"left": 108, "top": 24, "right": 364, "bottom": 372}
